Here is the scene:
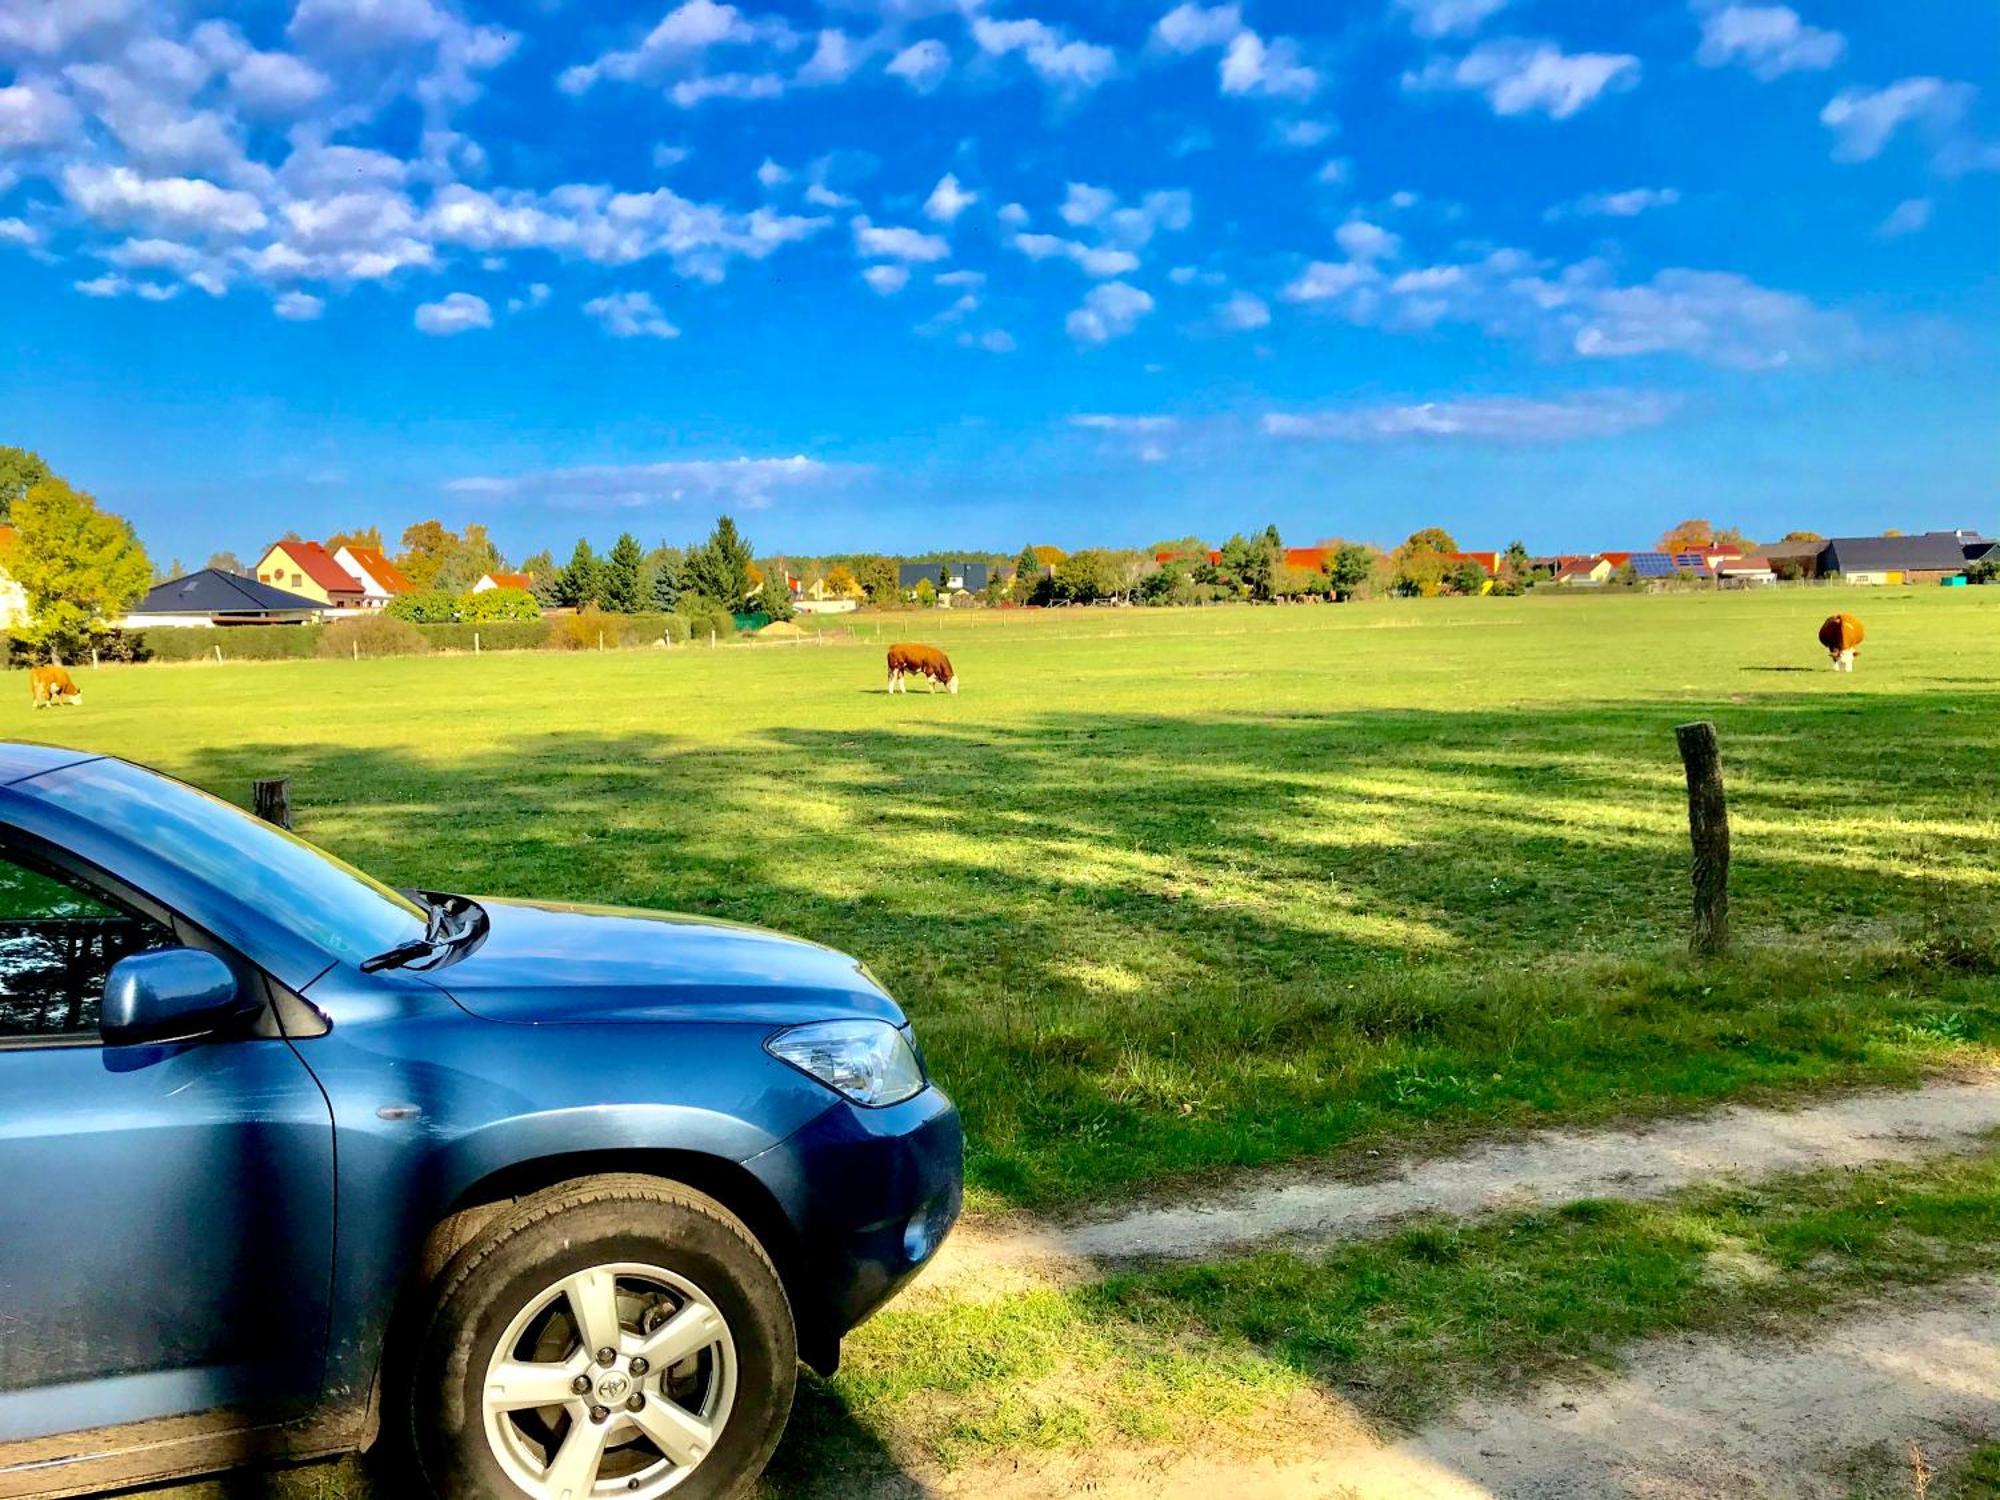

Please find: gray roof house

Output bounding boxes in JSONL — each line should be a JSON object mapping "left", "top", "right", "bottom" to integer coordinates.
{"left": 122, "top": 569, "right": 327, "bottom": 627}
{"left": 897, "top": 561, "right": 990, "bottom": 593}
{"left": 1817, "top": 533, "right": 1976, "bottom": 579}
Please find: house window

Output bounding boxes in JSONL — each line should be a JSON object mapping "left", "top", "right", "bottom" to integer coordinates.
{"left": 291, "top": 573, "right": 302, "bottom": 587}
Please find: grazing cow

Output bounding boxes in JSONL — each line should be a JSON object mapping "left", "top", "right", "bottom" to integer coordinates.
{"left": 28, "top": 665, "right": 81, "bottom": 708}
{"left": 1818, "top": 613, "right": 1865, "bottom": 673}
{"left": 887, "top": 643, "right": 958, "bottom": 695}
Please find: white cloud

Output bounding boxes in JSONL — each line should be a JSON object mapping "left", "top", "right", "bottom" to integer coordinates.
{"left": 1217, "top": 289, "right": 1271, "bottom": 330}
{"left": 1407, "top": 40, "right": 1640, "bottom": 119}
{"left": 0, "top": 0, "right": 144, "bottom": 59}
{"left": 559, "top": 0, "right": 794, "bottom": 103}
{"left": 274, "top": 290, "right": 326, "bottom": 320}
{"left": 583, "top": 289, "right": 680, "bottom": 338}
{"left": 1283, "top": 259, "right": 1379, "bottom": 302}
{"left": 1546, "top": 186, "right": 1682, "bottom": 220}
{"left": 1821, "top": 77, "right": 1972, "bottom": 163}
{"left": 414, "top": 290, "right": 492, "bottom": 334}
{"left": 924, "top": 172, "right": 977, "bottom": 223}
{"left": 973, "top": 328, "right": 1016, "bottom": 353}
{"left": 1394, "top": 0, "right": 1508, "bottom": 38}
{"left": 0, "top": 217, "right": 38, "bottom": 247}
{"left": 1066, "top": 280, "right": 1154, "bottom": 343}
{"left": 63, "top": 164, "right": 268, "bottom": 237}
{"left": 1059, "top": 182, "right": 1117, "bottom": 227}
{"left": 1275, "top": 118, "right": 1334, "bottom": 148}
{"left": 1694, "top": 5, "right": 1843, "bottom": 80}
{"left": 1263, "top": 391, "right": 1675, "bottom": 442}
{"left": 797, "top": 28, "right": 859, "bottom": 85}
{"left": 444, "top": 455, "right": 839, "bottom": 510}
{"left": 970, "top": 16, "right": 1116, "bottom": 92}
{"left": 1220, "top": 31, "right": 1317, "bottom": 100}
{"left": 0, "top": 80, "right": 80, "bottom": 149}
{"left": 756, "top": 158, "right": 789, "bottom": 187}
{"left": 1877, "top": 197, "right": 1933, "bottom": 238}
{"left": 227, "top": 49, "right": 333, "bottom": 115}
{"left": 853, "top": 216, "right": 949, "bottom": 261}
{"left": 1071, "top": 413, "right": 1177, "bottom": 432}
{"left": 1153, "top": 4, "right": 1242, "bottom": 52}
{"left": 885, "top": 38, "right": 951, "bottom": 91}
{"left": 1012, "top": 232, "right": 1139, "bottom": 278}
{"left": 74, "top": 271, "right": 181, "bottom": 300}
{"left": 1336, "top": 218, "right": 1400, "bottom": 261}
{"left": 862, "top": 263, "right": 910, "bottom": 294}
{"left": 289, "top": 0, "right": 449, "bottom": 54}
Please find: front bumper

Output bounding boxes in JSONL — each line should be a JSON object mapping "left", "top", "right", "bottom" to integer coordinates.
{"left": 741, "top": 1084, "right": 963, "bottom": 1367}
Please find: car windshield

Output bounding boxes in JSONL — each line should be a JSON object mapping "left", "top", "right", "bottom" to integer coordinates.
{"left": 22, "top": 756, "right": 427, "bottom": 968}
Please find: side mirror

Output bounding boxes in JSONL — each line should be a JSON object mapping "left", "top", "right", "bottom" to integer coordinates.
{"left": 102, "top": 949, "right": 258, "bottom": 1047}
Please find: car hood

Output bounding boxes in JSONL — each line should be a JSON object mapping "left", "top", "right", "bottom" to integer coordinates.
{"left": 429, "top": 896, "right": 905, "bottom": 1027}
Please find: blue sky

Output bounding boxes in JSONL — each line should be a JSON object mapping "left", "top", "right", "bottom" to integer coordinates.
{"left": 1, "top": 0, "right": 1995, "bottom": 563}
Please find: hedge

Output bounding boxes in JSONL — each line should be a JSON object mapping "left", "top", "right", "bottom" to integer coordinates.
{"left": 119, "top": 611, "right": 706, "bottom": 664}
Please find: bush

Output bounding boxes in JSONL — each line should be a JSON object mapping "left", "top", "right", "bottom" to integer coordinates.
{"left": 459, "top": 586, "right": 540, "bottom": 623}
{"left": 385, "top": 589, "right": 459, "bottom": 624}
{"left": 320, "top": 614, "right": 431, "bottom": 659}
{"left": 547, "top": 605, "right": 617, "bottom": 651}
{"left": 137, "top": 624, "right": 324, "bottom": 661}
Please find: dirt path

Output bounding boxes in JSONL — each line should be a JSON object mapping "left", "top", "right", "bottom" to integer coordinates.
{"left": 930, "top": 1077, "right": 2000, "bottom": 1288}
{"left": 890, "top": 1279, "right": 2000, "bottom": 1499}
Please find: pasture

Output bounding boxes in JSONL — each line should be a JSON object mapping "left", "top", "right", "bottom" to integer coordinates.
{"left": 18, "top": 589, "right": 2000, "bottom": 1210}
{"left": 43, "top": 587, "right": 2000, "bottom": 1498}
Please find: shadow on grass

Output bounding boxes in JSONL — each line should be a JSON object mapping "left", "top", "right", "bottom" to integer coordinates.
{"left": 160, "top": 688, "right": 2000, "bottom": 1209}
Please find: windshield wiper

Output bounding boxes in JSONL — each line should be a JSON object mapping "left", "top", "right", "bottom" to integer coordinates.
{"left": 361, "top": 892, "right": 485, "bottom": 973}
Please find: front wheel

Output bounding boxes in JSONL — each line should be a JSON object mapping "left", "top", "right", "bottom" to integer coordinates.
{"left": 413, "top": 1175, "right": 798, "bottom": 1500}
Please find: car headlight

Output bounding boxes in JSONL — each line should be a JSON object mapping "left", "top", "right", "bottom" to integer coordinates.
{"left": 767, "top": 1019, "right": 927, "bottom": 1108}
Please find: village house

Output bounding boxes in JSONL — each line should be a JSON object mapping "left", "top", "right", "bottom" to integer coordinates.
{"left": 472, "top": 571, "right": 535, "bottom": 594}
{"left": 335, "top": 545, "right": 413, "bottom": 606}
{"left": 255, "top": 540, "right": 366, "bottom": 610}
{"left": 122, "top": 569, "right": 324, "bottom": 628}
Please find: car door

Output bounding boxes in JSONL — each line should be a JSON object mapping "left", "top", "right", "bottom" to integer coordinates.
{"left": 0, "top": 844, "right": 336, "bottom": 1445}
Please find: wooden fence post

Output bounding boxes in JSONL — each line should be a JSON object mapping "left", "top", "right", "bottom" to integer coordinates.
{"left": 253, "top": 777, "right": 292, "bottom": 830}
{"left": 1674, "top": 721, "right": 1729, "bottom": 956}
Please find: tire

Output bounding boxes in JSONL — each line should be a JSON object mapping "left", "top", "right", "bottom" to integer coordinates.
{"left": 411, "top": 1173, "right": 797, "bottom": 1500}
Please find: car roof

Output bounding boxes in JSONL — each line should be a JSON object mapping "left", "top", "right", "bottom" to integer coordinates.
{"left": 0, "top": 742, "right": 99, "bottom": 786}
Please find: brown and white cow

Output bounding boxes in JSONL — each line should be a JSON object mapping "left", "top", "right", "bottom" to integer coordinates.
{"left": 1818, "top": 613, "right": 1864, "bottom": 673}
{"left": 887, "top": 643, "right": 958, "bottom": 695}
{"left": 29, "top": 665, "right": 82, "bottom": 708}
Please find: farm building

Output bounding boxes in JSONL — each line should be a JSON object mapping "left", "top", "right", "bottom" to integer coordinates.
{"left": 123, "top": 569, "right": 325, "bottom": 628}
{"left": 255, "top": 540, "right": 366, "bottom": 609}
{"left": 1552, "top": 556, "right": 1614, "bottom": 586}
{"left": 1817, "top": 533, "right": 1973, "bottom": 585}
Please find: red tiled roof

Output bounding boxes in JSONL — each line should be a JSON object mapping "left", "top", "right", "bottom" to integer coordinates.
{"left": 266, "top": 539, "right": 363, "bottom": 595}
{"left": 1555, "top": 557, "right": 1604, "bottom": 578}
{"left": 484, "top": 571, "right": 534, "bottom": 592}
{"left": 1599, "top": 551, "right": 1633, "bottom": 567}
{"left": 1451, "top": 551, "right": 1502, "bottom": 573}
{"left": 344, "top": 545, "right": 412, "bottom": 594}
{"left": 1283, "top": 547, "right": 1329, "bottom": 572}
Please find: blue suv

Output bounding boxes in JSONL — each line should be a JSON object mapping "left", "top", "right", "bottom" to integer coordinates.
{"left": 0, "top": 744, "right": 961, "bottom": 1500}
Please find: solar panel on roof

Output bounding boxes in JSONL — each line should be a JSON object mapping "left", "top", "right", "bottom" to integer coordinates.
{"left": 1629, "top": 553, "right": 1676, "bottom": 578}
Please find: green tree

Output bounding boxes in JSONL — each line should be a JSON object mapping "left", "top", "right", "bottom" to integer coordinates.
{"left": 1504, "top": 540, "right": 1531, "bottom": 577}
{"left": 647, "top": 546, "right": 685, "bottom": 611}
{"left": 1451, "top": 559, "right": 1489, "bottom": 595}
{"left": 602, "top": 532, "right": 645, "bottom": 613}
{"left": 1329, "top": 543, "right": 1376, "bottom": 601}
{"left": 205, "top": 550, "right": 245, "bottom": 575}
{"left": 1392, "top": 528, "right": 1458, "bottom": 597}
{"left": 757, "top": 570, "right": 796, "bottom": 621}
{"left": 824, "top": 562, "right": 859, "bottom": 598}
{"left": 0, "top": 446, "right": 52, "bottom": 524}
{"left": 1009, "top": 544, "right": 1043, "bottom": 603}
{"left": 155, "top": 557, "right": 186, "bottom": 583}
{"left": 439, "top": 523, "right": 502, "bottom": 593}
{"left": 555, "top": 539, "right": 601, "bottom": 608}
{"left": 853, "top": 555, "right": 896, "bottom": 603}
{"left": 913, "top": 577, "right": 937, "bottom": 607}
{"left": 1218, "top": 526, "right": 1282, "bottom": 600}
{"left": 2, "top": 476, "right": 153, "bottom": 661}
{"left": 684, "top": 516, "right": 755, "bottom": 605}
{"left": 1058, "top": 548, "right": 1120, "bottom": 603}
{"left": 325, "top": 526, "right": 384, "bottom": 552}
{"left": 519, "top": 550, "right": 559, "bottom": 606}
{"left": 1782, "top": 530, "right": 1825, "bottom": 543}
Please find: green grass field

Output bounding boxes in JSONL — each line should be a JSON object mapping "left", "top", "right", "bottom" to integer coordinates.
{"left": 16, "top": 589, "right": 2000, "bottom": 1211}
